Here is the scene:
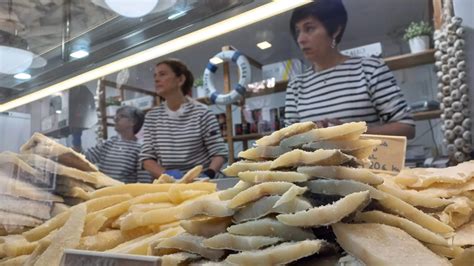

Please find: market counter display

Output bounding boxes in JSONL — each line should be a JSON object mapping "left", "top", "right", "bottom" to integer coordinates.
{"left": 1, "top": 122, "right": 474, "bottom": 265}
{"left": 0, "top": 133, "right": 122, "bottom": 236}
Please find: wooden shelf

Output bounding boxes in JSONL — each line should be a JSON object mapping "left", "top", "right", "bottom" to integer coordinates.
{"left": 232, "top": 133, "right": 265, "bottom": 141}
{"left": 413, "top": 109, "right": 442, "bottom": 121}
{"left": 385, "top": 49, "right": 435, "bottom": 71}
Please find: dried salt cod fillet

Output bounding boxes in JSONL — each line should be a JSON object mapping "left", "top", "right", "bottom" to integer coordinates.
{"left": 91, "top": 182, "right": 216, "bottom": 198}
{"left": 238, "top": 146, "right": 291, "bottom": 161}
{"left": 415, "top": 179, "right": 474, "bottom": 198}
{"left": 377, "top": 175, "right": 452, "bottom": 208}
{"left": 453, "top": 221, "right": 474, "bottom": 246}
{"left": 270, "top": 149, "right": 360, "bottom": 170}
{"left": 176, "top": 195, "right": 235, "bottom": 219}
{"left": 129, "top": 203, "right": 175, "bottom": 213}
{"left": 273, "top": 185, "right": 307, "bottom": 208}
{"left": 78, "top": 230, "right": 127, "bottom": 251}
{"left": 277, "top": 191, "right": 370, "bottom": 227}
{"left": 109, "top": 227, "right": 184, "bottom": 255}
{"left": 161, "top": 252, "right": 201, "bottom": 266}
{"left": 180, "top": 217, "right": 233, "bottom": 237}
{"left": 218, "top": 181, "right": 252, "bottom": 201}
{"left": 203, "top": 233, "right": 281, "bottom": 251}
{"left": 228, "top": 218, "right": 315, "bottom": 241}
{"left": 438, "top": 197, "right": 472, "bottom": 228}
{"left": 395, "top": 161, "right": 474, "bottom": 188}
{"left": 179, "top": 165, "right": 203, "bottom": 184}
{"left": 0, "top": 254, "right": 28, "bottom": 266}
{"left": 0, "top": 194, "right": 53, "bottom": 220}
{"left": 332, "top": 223, "right": 450, "bottom": 266}
{"left": 156, "top": 233, "right": 225, "bottom": 261}
{"left": 306, "top": 179, "right": 385, "bottom": 200}
{"left": 425, "top": 244, "right": 464, "bottom": 259}
{"left": 222, "top": 161, "right": 272, "bottom": 177}
{"left": 302, "top": 139, "right": 382, "bottom": 160}
{"left": 280, "top": 122, "right": 367, "bottom": 148}
{"left": 354, "top": 211, "right": 448, "bottom": 246}
{"left": 225, "top": 239, "right": 329, "bottom": 266}
{"left": 20, "top": 132, "right": 98, "bottom": 172}
{"left": 189, "top": 260, "right": 232, "bottom": 266}
{"left": 18, "top": 153, "right": 122, "bottom": 187}
{"left": 155, "top": 174, "right": 176, "bottom": 184}
{"left": 238, "top": 171, "right": 310, "bottom": 184}
{"left": 0, "top": 210, "right": 43, "bottom": 228}
{"left": 34, "top": 204, "right": 87, "bottom": 266}
{"left": 233, "top": 195, "right": 312, "bottom": 223}
{"left": 255, "top": 121, "right": 317, "bottom": 147}
{"left": 228, "top": 182, "right": 304, "bottom": 209}
{"left": 298, "top": 165, "right": 383, "bottom": 185}
{"left": 451, "top": 247, "right": 474, "bottom": 266}
{"left": 306, "top": 179, "right": 455, "bottom": 234}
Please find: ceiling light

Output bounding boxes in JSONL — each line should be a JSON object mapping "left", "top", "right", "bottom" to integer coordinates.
{"left": 55, "top": 110, "right": 62, "bottom": 114}
{"left": 257, "top": 41, "right": 272, "bottom": 50}
{"left": 70, "top": 50, "right": 90, "bottom": 59}
{"left": 0, "top": 0, "right": 311, "bottom": 112}
{"left": 209, "top": 57, "right": 224, "bottom": 65}
{"left": 168, "top": 10, "right": 187, "bottom": 20}
{"left": 13, "top": 72, "right": 31, "bottom": 80}
{"left": 105, "top": 0, "right": 158, "bottom": 18}
{"left": 0, "top": 45, "right": 34, "bottom": 75}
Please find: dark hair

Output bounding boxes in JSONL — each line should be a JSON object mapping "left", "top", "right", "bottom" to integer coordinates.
{"left": 116, "top": 105, "right": 145, "bottom": 134}
{"left": 156, "top": 59, "right": 194, "bottom": 96}
{"left": 290, "top": 0, "right": 348, "bottom": 44}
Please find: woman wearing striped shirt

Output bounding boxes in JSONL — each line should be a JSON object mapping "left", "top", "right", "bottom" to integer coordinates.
{"left": 285, "top": 0, "right": 415, "bottom": 139}
{"left": 85, "top": 106, "right": 148, "bottom": 183}
{"left": 140, "top": 59, "right": 227, "bottom": 179}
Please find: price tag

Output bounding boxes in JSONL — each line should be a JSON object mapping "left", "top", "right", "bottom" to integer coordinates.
{"left": 61, "top": 249, "right": 161, "bottom": 266}
{"left": 360, "top": 134, "right": 407, "bottom": 173}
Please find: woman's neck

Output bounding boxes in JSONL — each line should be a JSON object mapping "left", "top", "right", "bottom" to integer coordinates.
{"left": 166, "top": 94, "right": 187, "bottom": 111}
{"left": 313, "top": 49, "right": 348, "bottom": 72}
{"left": 119, "top": 131, "right": 137, "bottom": 141}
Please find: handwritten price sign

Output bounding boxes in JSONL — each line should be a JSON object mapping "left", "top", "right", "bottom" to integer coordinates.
{"left": 360, "top": 134, "right": 407, "bottom": 173}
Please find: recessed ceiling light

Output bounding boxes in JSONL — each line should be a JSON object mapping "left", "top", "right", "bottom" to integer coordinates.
{"left": 168, "top": 11, "right": 187, "bottom": 20}
{"left": 105, "top": 0, "right": 158, "bottom": 18}
{"left": 55, "top": 110, "right": 62, "bottom": 114}
{"left": 257, "top": 41, "right": 272, "bottom": 50}
{"left": 70, "top": 50, "right": 89, "bottom": 59}
{"left": 210, "top": 57, "right": 224, "bottom": 65}
{"left": 14, "top": 72, "right": 31, "bottom": 80}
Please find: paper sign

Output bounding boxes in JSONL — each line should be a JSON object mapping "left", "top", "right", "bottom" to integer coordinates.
{"left": 61, "top": 249, "right": 160, "bottom": 266}
{"left": 361, "top": 134, "right": 407, "bottom": 173}
{"left": 341, "top": 43, "right": 382, "bottom": 58}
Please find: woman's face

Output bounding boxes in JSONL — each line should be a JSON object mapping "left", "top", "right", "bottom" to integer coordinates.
{"left": 154, "top": 63, "right": 184, "bottom": 98}
{"left": 294, "top": 16, "right": 334, "bottom": 62}
{"left": 114, "top": 111, "right": 134, "bottom": 133}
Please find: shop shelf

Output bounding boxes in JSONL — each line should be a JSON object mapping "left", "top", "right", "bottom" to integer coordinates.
{"left": 384, "top": 49, "right": 435, "bottom": 71}
{"left": 412, "top": 109, "right": 442, "bottom": 121}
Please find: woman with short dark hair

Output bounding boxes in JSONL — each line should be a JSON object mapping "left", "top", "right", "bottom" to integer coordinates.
{"left": 140, "top": 59, "right": 227, "bottom": 179}
{"left": 285, "top": 0, "right": 415, "bottom": 139}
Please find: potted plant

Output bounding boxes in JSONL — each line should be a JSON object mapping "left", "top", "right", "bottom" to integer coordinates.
{"left": 404, "top": 21, "right": 433, "bottom": 53}
{"left": 194, "top": 77, "right": 206, "bottom": 98}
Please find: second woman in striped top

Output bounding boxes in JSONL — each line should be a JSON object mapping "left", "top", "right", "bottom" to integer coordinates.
{"left": 140, "top": 59, "right": 228, "bottom": 179}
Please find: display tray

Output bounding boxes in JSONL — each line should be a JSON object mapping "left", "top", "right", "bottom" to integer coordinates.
{"left": 61, "top": 249, "right": 160, "bottom": 266}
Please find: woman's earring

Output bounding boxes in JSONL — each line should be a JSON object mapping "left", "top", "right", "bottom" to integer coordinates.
{"left": 331, "top": 39, "right": 337, "bottom": 49}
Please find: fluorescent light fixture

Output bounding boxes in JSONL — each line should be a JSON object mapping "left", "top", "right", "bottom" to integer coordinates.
{"left": 0, "top": 46, "right": 34, "bottom": 74}
{"left": 168, "top": 10, "right": 187, "bottom": 20}
{"left": 14, "top": 72, "right": 32, "bottom": 80}
{"left": 70, "top": 50, "right": 90, "bottom": 59}
{"left": 257, "top": 41, "right": 272, "bottom": 50}
{"left": 55, "top": 110, "right": 62, "bottom": 114}
{"left": 0, "top": 0, "right": 310, "bottom": 112}
{"left": 105, "top": 0, "right": 158, "bottom": 18}
{"left": 209, "top": 57, "right": 224, "bottom": 65}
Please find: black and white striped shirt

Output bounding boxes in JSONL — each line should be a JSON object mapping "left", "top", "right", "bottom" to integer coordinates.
{"left": 285, "top": 57, "right": 414, "bottom": 126}
{"left": 85, "top": 136, "right": 147, "bottom": 183}
{"left": 140, "top": 98, "right": 228, "bottom": 173}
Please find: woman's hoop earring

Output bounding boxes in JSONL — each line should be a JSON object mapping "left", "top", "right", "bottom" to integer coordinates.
{"left": 331, "top": 39, "right": 337, "bottom": 49}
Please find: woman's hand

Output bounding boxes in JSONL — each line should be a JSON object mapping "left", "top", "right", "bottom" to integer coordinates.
{"left": 314, "top": 118, "right": 343, "bottom": 128}
{"left": 143, "top": 159, "right": 166, "bottom": 179}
